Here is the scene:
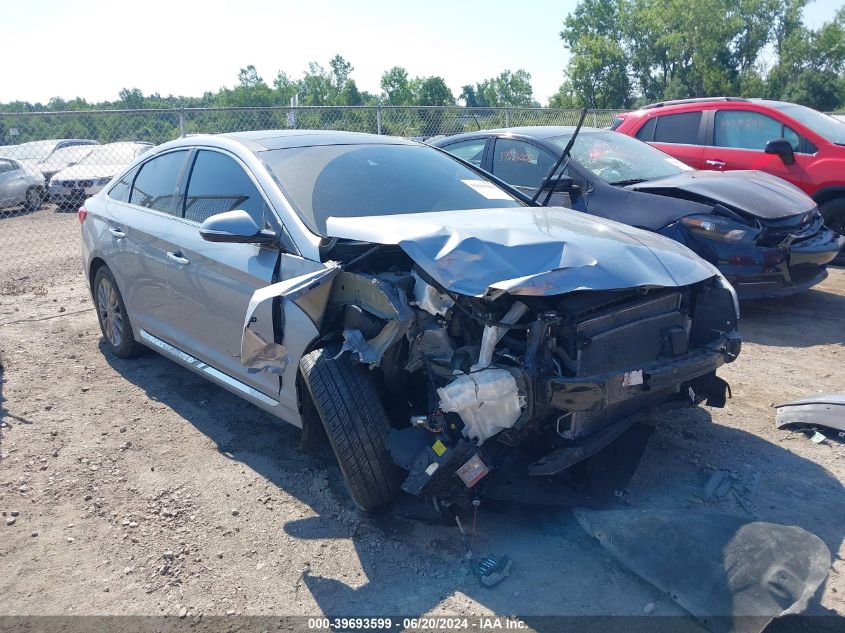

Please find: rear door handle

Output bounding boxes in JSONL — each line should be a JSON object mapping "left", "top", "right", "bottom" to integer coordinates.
{"left": 167, "top": 251, "right": 190, "bottom": 265}
{"left": 705, "top": 159, "right": 726, "bottom": 167}
{"left": 109, "top": 227, "right": 126, "bottom": 239}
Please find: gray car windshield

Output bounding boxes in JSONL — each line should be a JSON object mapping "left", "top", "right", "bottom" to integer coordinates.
{"left": 552, "top": 131, "right": 692, "bottom": 185}
{"left": 770, "top": 103, "right": 845, "bottom": 145}
{"left": 261, "top": 143, "right": 522, "bottom": 235}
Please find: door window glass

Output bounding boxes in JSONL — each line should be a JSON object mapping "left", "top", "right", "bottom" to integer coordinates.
{"left": 0, "top": 159, "right": 16, "bottom": 175}
{"left": 108, "top": 166, "right": 138, "bottom": 203}
{"left": 129, "top": 150, "right": 188, "bottom": 215}
{"left": 714, "top": 110, "right": 800, "bottom": 151}
{"left": 491, "top": 139, "right": 557, "bottom": 190}
{"left": 441, "top": 138, "right": 486, "bottom": 167}
{"left": 184, "top": 151, "right": 268, "bottom": 225}
{"left": 653, "top": 112, "right": 702, "bottom": 144}
{"left": 635, "top": 117, "right": 657, "bottom": 141}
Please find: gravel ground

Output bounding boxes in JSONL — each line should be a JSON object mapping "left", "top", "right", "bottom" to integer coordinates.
{"left": 1, "top": 206, "right": 844, "bottom": 629}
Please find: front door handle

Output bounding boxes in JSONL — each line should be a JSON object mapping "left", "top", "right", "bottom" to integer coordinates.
{"left": 705, "top": 159, "right": 726, "bottom": 167}
{"left": 109, "top": 227, "right": 126, "bottom": 239}
{"left": 167, "top": 251, "right": 190, "bottom": 265}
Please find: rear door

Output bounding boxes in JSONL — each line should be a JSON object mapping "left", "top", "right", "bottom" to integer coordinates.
{"left": 638, "top": 111, "right": 706, "bottom": 169}
{"left": 489, "top": 137, "right": 579, "bottom": 208}
{"left": 164, "top": 148, "right": 286, "bottom": 400}
{"left": 701, "top": 108, "right": 813, "bottom": 191}
{"left": 101, "top": 149, "right": 190, "bottom": 339}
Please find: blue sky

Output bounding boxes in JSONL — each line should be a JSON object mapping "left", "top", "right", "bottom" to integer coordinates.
{"left": 0, "top": 0, "right": 842, "bottom": 105}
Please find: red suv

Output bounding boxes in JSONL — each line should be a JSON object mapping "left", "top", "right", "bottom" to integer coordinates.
{"left": 613, "top": 98, "right": 845, "bottom": 235}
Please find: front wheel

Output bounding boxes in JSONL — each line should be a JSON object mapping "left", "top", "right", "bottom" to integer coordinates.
{"left": 821, "top": 197, "right": 845, "bottom": 235}
{"left": 24, "top": 187, "right": 44, "bottom": 211}
{"left": 299, "top": 346, "right": 401, "bottom": 512}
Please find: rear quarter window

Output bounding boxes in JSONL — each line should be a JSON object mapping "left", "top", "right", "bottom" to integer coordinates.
{"left": 652, "top": 112, "right": 702, "bottom": 145}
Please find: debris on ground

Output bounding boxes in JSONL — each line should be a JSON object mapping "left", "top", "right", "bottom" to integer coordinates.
{"left": 575, "top": 509, "right": 831, "bottom": 633}
{"left": 774, "top": 394, "right": 845, "bottom": 442}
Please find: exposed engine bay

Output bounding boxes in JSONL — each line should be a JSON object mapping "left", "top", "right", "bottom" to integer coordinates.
{"left": 291, "top": 241, "right": 742, "bottom": 506}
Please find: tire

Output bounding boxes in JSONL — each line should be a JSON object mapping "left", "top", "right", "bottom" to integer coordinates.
{"left": 93, "top": 266, "right": 145, "bottom": 358}
{"left": 299, "top": 346, "right": 401, "bottom": 512}
{"left": 821, "top": 197, "right": 845, "bottom": 236}
{"left": 24, "top": 187, "right": 44, "bottom": 211}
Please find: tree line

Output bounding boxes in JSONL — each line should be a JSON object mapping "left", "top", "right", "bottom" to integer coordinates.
{"left": 1, "top": 0, "right": 842, "bottom": 118}
{"left": 552, "top": 0, "right": 845, "bottom": 111}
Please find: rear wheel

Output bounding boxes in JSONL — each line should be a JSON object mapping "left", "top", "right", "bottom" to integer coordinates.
{"left": 299, "top": 346, "right": 401, "bottom": 512}
{"left": 93, "top": 267, "right": 145, "bottom": 358}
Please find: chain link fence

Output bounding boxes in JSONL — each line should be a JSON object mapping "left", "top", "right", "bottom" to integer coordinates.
{"left": 0, "top": 106, "right": 622, "bottom": 293}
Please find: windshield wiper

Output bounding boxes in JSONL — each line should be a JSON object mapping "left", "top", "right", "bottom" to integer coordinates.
{"left": 610, "top": 178, "right": 650, "bottom": 187}
{"left": 532, "top": 108, "right": 588, "bottom": 206}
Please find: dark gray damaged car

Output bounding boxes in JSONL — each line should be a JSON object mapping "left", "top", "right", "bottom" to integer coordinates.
{"left": 80, "top": 130, "right": 741, "bottom": 511}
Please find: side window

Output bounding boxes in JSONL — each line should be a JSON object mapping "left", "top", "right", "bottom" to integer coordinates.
{"left": 0, "top": 159, "right": 16, "bottom": 175}
{"left": 129, "top": 150, "right": 189, "bottom": 215}
{"left": 491, "top": 139, "right": 557, "bottom": 190}
{"left": 653, "top": 112, "right": 702, "bottom": 144}
{"left": 108, "top": 166, "right": 139, "bottom": 203}
{"left": 184, "top": 150, "right": 268, "bottom": 225}
{"left": 635, "top": 117, "right": 657, "bottom": 141}
{"left": 714, "top": 110, "right": 800, "bottom": 151}
{"left": 442, "top": 138, "right": 486, "bottom": 167}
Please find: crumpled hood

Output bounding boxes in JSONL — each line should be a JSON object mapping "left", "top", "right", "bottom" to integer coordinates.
{"left": 326, "top": 207, "right": 720, "bottom": 297}
{"left": 629, "top": 170, "right": 815, "bottom": 220}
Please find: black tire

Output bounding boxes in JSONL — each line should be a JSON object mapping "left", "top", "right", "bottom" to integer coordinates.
{"left": 821, "top": 197, "right": 845, "bottom": 236}
{"left": 24, "top": 187, "right": 44, "bottom": 211}
{"left": 299, "top": 346, "right": 401, "bottom": 512}
{"left": 93, "top": 266, "right": 145, "bottom": 358}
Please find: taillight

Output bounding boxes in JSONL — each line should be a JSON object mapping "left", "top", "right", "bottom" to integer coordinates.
{"left": 78, "top": 206, "right": 88, "bottom": 224}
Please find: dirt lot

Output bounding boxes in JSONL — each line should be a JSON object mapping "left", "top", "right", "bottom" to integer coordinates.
{"left": 1, "top": 208, "right": 844, "bottom": 629}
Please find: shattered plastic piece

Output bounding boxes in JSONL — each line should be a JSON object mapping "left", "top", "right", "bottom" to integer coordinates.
{"left": 774, "top": 394, "right": 845, "bottom": 434}
{"left": 438, "top": 368, "right": 522, "bottom": 445}
{"left": 472, "top": 302, "right": 528, "bottom": 371}
{"left": 621, "top": 369, "right": 644, "bottom": 387}
{"left": 241, "top": 264, "right": 340, "bottom": 372}
{"left": 474, "top": 556, "right": 513, "bottom": 587}
{"left": 810, "top": 431, "right": 827, "bottom": 444}
{"left": 412, "top": 271, "right": 454, "bottom": 317}
{"left": 575, "top": 509, "right": 831, "bottom": 633}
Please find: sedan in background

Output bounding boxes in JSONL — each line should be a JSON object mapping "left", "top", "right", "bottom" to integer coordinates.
{"left": 37, "top": 143, "right": 98, "bottom": 184}
{"left": 432, "top": 127, "right": 844, "bottom": 299}
{"left": 50, "top": 141, "right": 153, "bottom": 209}
{"left": 2, "top": 139, "right": 98, "bottom": 164}
{"left": 0, "top": 156, "right": 46, "bottom": 211}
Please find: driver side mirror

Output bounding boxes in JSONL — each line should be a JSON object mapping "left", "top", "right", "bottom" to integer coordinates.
{"left": 765, "top": 138, "right": 795, "bottom": 166}
{"left": 540, "top": 175, "right": 578, "bottom": 193}
{"left": 199, "top": 210, "right": 277, "bottom": 245}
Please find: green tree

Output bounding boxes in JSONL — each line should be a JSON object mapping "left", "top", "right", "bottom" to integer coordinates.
{"left": 380, "top": 66, "right": 414, "bottom": 105}
{"left": 475, "top": 70, "right": 535, "bottom": 107}
{"left": 416, "top": 76, "right": 454, "bottom": 106}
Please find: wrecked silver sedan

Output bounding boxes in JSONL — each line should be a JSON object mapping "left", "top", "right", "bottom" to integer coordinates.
{"left": 80, "top": 130, "right": 741, "bottom": 511}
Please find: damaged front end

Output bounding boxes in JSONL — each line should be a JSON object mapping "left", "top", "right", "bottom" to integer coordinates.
{"left": 304, "top": 244, "right": 739, "bottom": 506}
{"left": 246, "top": 207, "right": 742, "bottom": 508}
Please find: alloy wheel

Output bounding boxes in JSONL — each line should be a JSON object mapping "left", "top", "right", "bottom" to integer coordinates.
{"left": 97, "top": 277, "right": 124, "bottom": 347}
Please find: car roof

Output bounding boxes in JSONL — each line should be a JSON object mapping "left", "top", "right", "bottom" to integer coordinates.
{"left": 219, "top": 129, "right": 418, "bottom": 151}
{"left": 433, "top": 126, "right": 605, "bottom": 144}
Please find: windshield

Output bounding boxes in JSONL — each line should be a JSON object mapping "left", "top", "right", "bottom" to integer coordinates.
{"left": 79, "top": 145, "right": 143, "bottom": 166}
{"left": 261, "top": 143, "right": 522, "bottom": 235}
{"left": 771, "top": 103, "right": 845, "bottom": 145}
{"left": 40, "top": 145, "right": 94, "bottom": 167}
{"left": 551, "top": 130, "right": 692, "bottom": 185}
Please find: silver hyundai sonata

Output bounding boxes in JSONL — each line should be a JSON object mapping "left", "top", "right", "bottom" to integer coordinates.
{"left": 81, "top": 130, "right": 741, "bottom": 511}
